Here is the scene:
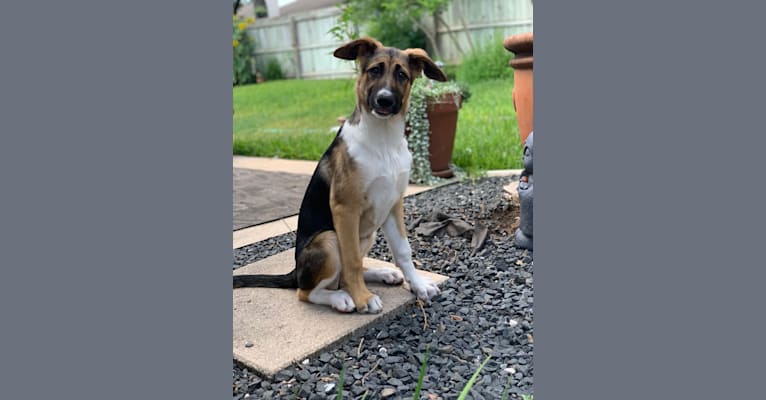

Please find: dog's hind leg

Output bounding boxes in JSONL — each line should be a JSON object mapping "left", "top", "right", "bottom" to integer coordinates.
{"left": 296, "top": 231, "right": 356, "bottom": 313}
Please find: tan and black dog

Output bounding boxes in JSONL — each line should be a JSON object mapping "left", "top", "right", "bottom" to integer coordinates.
{"left": 233, "top": 38, "right": 447, "bottom": 313}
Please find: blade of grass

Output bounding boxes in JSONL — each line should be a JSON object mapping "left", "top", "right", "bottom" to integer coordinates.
{"left": 457, "top": 355, "right": 492, "bottom": 400}
{"left": 336, "top": 363, "right": 345, "bottom": 400}
{"left": 412, "top": 345, "right": 430, "bottom": 400}
{"left": 360, "top": 390, "right": 368, "bottom": 400}
{"left": 501, "top": 372, "right": 512, "bottom": 400}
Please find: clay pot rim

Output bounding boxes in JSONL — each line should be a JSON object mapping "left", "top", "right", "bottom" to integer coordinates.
{"left": 504, "top": 32, "right": 533, "bottom": 55}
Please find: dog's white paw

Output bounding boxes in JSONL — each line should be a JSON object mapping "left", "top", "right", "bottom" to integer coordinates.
{"left": 409, "top": 276, "right": 440, "bottom": 301}
{"left": 365, "top": 294, "right": 383, "bottom": 314}
{"left": 365, "top": 268, "right": 404, "bottom": 285}
{"left": 329, "top": 290, "right": 355, "bottom": 313}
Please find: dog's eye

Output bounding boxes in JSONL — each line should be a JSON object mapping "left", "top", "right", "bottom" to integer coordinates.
{"left": 368, "top": 66, "right": 382, "bottom": 76}
{"left": 397, "top": 70, "right": 408, "bottom": 81}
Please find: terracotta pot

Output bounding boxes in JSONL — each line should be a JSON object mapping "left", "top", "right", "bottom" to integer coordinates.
{"left": 425, "top": 93, "right": 462, "bottom": 178}
{"left": 504, "top": 32, "right": 534, "bottom": 144}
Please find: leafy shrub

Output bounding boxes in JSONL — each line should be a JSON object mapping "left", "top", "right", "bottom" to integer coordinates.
{"left": 263, "top": 58, "right": 285, "bottom": 81}
{"left": 441, "top": 64, "right": 459, "bottom": 81}
{"left": 366, "top": 17, "right": 427, "bottom": 50}
{"left": 330, "top": 0, "right": 450, "bottom": 51}
{"left": 456, "top": 36, "right": 513, "bottom": 84}
{"left": 233, "top": 16, "right": 256, "bottom": 85}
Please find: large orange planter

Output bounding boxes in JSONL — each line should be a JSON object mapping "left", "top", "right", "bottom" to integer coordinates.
{"left": 504, "top": 32, "right": 534, "bottom": 144}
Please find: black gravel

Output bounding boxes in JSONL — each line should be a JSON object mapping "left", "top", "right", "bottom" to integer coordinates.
{"left": 233, "top": 176, "right": 533, "bottom": 399}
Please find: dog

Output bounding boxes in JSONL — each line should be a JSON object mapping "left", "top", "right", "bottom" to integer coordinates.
{"left": 233, "top": 37, "right": 447, "bottom": 313}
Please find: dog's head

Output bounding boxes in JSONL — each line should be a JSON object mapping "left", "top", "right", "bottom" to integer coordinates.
{"left": 334, "top": 37, "right": 447, "bottom": 119}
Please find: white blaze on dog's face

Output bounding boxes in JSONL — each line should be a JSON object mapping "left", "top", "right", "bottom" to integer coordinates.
{"left": 334, "top": 38, "right": 447, "bottom": 120}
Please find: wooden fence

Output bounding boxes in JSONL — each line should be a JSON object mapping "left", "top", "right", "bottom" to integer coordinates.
{"left": 246, "top": 0, "right": 533, "bottom": 79}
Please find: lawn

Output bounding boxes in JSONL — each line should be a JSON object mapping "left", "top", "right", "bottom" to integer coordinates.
{"left": 233, "top": 77, "right": 522, "bottom": 171}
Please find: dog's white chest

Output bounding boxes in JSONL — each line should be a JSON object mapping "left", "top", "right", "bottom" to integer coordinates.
{"left": 361, "top": 152, "right": 410, "bottom": 224}
{"left": 341, "top": 119, "right": 412, "bottom": 229}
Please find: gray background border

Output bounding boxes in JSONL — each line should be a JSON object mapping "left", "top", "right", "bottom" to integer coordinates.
{"left": 2, "top": 1, "right": 765, "bottom": 399}
{"left": 0, "top": 2, "right": 231, "bottom": 398}
{"left": 537, "top": 1, "right": 766, "bottom": 398}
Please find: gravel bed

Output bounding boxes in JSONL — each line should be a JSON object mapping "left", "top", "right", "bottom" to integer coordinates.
{"left": 233, "top": 176, "right": 533, "bottom": 399}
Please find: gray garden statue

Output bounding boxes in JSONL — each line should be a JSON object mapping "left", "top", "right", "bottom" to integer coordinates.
{"left": 515, "top": 131, "right": 533, "bottom": 250}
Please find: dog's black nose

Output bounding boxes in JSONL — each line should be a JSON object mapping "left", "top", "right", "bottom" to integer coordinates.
{"left": 376, "top": 92, "right": 395, "bottom": 108}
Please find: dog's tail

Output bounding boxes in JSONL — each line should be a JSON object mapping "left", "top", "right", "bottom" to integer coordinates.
{"left": 233, "top": 269, "right": 298, "bottom": 289}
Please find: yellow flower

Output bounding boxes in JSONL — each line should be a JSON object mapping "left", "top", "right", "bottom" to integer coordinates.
{"left": 232, "top": 39, "right": 239, "bottom": 48}
{"left": 247, "top": 17, "right": 255, "bottom": 24}
{"left": 238, "top": 22, "right": 247, "bottom": 31}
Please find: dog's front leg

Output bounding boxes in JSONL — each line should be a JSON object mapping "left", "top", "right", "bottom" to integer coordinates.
{"left": 331, "top": 202, "right": 380, "bottom": 313}
{"left": 382, "top": 200, "right": 441, "bottom": 301}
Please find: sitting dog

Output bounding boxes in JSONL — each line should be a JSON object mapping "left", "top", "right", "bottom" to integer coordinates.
{"left": 233, "top": 37, "right": 447, "bottom": 313}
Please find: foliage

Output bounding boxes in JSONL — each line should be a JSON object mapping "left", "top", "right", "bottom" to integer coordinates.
{"left": 456, "top": 35, "right": 513, "bottom": 84}
{"left": 330, "top": 0, "right": 451, "bottom": 53}
{"left": 457, "top": 355, "right": 492, "bottom": 400}
{"left": 233, "top": 16, "right": 256, "bottom": 86}
{"left": 405, "top": 76, "right": 466, "bottom": 185}
{"left": 412, "top": 345, "right": 430, "bottom": 399}
{"left": 253, "top": 5, "right": 268, "bottom": 18}
{"left": 366, "top": 16, "right": 427, "bottom": 50}
{"left": 263, "top": 58, "right": 285, "bottom": 81}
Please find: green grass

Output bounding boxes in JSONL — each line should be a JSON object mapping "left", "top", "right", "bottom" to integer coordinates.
{"left": 453, "top": 78, "right": 522, "bottom": 172}
{"left": 233, "top": 77, "right": 522, "bottom": 171}
{"left": 233, "top": 79, "right": 355, "bottom": 160}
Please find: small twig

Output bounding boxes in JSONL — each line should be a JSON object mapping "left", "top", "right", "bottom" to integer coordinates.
{"left": 357, "top": 337, "right": 364, "bottom": 358}
{"left": 416, "top": 300, "right": 428, "bottom": 331}
{"left": 361, "top": 359, "right": 380, "bottom": 385}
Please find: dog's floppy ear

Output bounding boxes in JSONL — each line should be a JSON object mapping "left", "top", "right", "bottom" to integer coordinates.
{"left": 404, "top": 48, "right": 447, "bottom": 82}
{"left": 334, "top": 37, "right": 382, "bottom": 60}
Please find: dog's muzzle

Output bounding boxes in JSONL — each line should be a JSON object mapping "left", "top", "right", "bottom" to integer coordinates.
{"left": 371, "top": 88, "right": 399, "bottom": 117}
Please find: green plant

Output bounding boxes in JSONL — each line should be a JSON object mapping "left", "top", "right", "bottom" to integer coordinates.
{"left": 367, "top": 17, "right": 427, "bottom": 50}
{"left": 457, "top": 355, "right": 492, "bottom": 400}
{"left": 405, "top": 76, "right": 466, "bottom": 185}
{"left": 263, "top": 58, "right": 285, "bottom": 80}
{"left": 336, "top": 364, "right": 345, "bottom": 400}
{"left": 254, "top": 5, "right": 268, "bottom": 18}
{"left": 412, "top": 345, "right": 430, "bottom": 399}
{"left": 456, "top": 35, "right": 513, "bottom": 84}
{"left": 330, "top": 0, "right": 457, "bottom": 59}
{"left": 233, "top": 16, "right": 256, "bottom": 85}
{"left": 324, "top": 348, "right": 526, "bottom": 400}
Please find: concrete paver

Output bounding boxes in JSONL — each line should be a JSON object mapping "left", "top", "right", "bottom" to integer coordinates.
{"left": 232, "top": 250, "right": 449, "bottom": 377}
{"left": 233, "top": 216, "right": 299, "bottom": 249}
{"left": 233, "top": 156, "right": 317, "bottom": 175}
